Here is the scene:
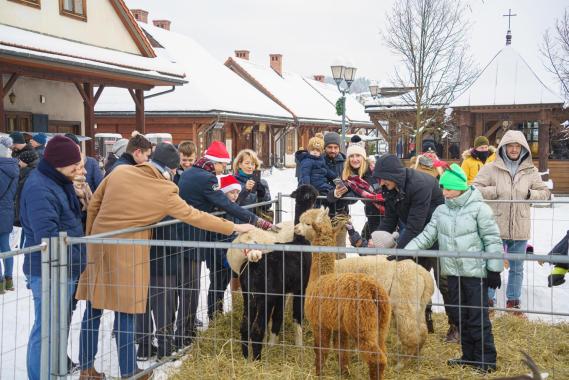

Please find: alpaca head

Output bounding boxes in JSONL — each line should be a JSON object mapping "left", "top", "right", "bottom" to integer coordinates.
{"left": 294, "top": 207, "right": 331, "bottom": 242}
{"left": 291, "top": 184, "right": 319, "bottom": 224}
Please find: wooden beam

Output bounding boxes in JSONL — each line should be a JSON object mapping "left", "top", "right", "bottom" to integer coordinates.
{"left": 484, "top": 121, "right": 503, "bottom": 140}
{"left": 371, "top": 118, "right": 389, "bottom": 141}
{"left": 82, "top": 83, "right": 95, "bottom": 156}
{"left": 0, "top": 74, "right": 5, "bottom": 133}
{"left": 75, "top": 82, "right": 90, "bottom": 104}
{"left": 2, "top": 74, "right": 19, "bottom": 95}
{"left": 93, "top": 85, "right": 105, "bottom": 105}
{"left": 539, "top": 110, "right": 551, "bottom": 178}
{"left": 135, "top": 89, "right": 145, "bottom": 134}
{"left": 460, "top": 124, "right": 471, "bottom": 154}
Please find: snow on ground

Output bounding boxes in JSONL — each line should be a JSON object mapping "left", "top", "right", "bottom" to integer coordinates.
{"left": 1, "top": 167, "right": 568, "bottom": 378}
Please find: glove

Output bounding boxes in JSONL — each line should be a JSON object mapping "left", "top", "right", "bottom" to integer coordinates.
{"left": 486, "top": 271, "right": 502, "bottom": 289}
{"left": 255, "top": 218, "right": 280, "bottom": 232}
{"left": 386, "top": 255, "right": 412, "bottom": 262}
{"left": 548, "top": 266, "right": 568, "bottom": 287}
{"left": 347, "top": 228, "right": 363, "bottom": 247}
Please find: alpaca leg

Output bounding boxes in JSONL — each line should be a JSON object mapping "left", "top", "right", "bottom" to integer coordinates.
{"left": 358, "top": 338, "right": 385, "bottom": 380}
{"left": 337, "top": 330, "right": 351, "bottom": 376}
{"left": 312, "top": 326, "right": 331, "bottom": 376}
{"left": 394, "top": 308, "right": 423, "bottom": 368}
{"left": 269, "top": 295, "right": 284, "bottom": 346}
{"left": 251, "top": 298, "right": 267, "bottom": 360}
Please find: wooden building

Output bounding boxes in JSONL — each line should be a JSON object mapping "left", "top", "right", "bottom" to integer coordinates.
{"left": 225, "top": 53, "right": 373, "bottom": 166}
{"left": 95, "top": 13, "right": 293, "bottom": 166}
{"left": 0, "top": 1, "right": 186, "bottom": 155}
{"left": 450, "top": 34, "right": 568, "bottom": 193}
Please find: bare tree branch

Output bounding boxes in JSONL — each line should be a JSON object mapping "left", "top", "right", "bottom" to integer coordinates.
{"left": 541, "top": 9, "right": 569, "bottom": 99}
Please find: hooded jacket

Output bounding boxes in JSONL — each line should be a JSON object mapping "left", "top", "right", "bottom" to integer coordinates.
{"left": 405, "top": 187, "right": 504, "bottom": 278}
{"left": 473, "top": 130, "right": 550, "bottom": 240}
{"left": 296, "top": 151, "right": 337, "bottom": 192}
{"left": 373, "top": 154, "right": 444, "bottom": 248}
{"left": 461, "top": 146, "right": 496, "bottom": 185}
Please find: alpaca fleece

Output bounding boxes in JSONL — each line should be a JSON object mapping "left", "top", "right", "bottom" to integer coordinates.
{"left": 297, "top": 208, "right": 391, "bottom": 380}
{"left": 235, "top": 184, "right": 318, "bottom": 359}
{"left": 335, "top": 256, "right": 434, "bottom": 365}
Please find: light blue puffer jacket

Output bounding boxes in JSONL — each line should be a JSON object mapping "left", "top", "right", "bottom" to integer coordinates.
{"left": 405, "top": 187, "right": 504, "bottom": 278}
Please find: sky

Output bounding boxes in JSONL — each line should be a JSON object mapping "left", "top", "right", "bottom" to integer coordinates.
{"left": 125, "top": 0, "right": 568, "bottom": 94}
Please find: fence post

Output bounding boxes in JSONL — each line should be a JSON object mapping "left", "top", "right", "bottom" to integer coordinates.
{"left": 40, "top": 238, "right": 51, "bottom": 380}
{"left": 49, "top": 237, "right": 60, "bottom": 379}
{"left": 275, "top": 192, "right": 283, "bottom": 224}
{"left": 57, "top": 232, "right": 69, "bottom": 379}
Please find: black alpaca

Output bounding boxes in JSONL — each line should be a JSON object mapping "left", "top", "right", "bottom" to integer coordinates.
{"left": 239, "top": 184, "right": 318, "bottom": 360}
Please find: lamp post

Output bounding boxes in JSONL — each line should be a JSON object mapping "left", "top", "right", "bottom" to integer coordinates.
{"left": 331, "top": 62, "right": 357, "bottom": 152}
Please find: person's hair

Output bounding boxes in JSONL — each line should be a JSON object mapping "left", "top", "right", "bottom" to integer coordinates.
{"left": 178, "top": 140, "right": 197, "bottom": 157}
{"left": 342, "top": 156, "right": 368, "bottom": 180}
{"left": 232, "top": 149, "right": 261, "bottom": 173}
{"left": 126, "top": 132, "right": 152, "bottom": 154}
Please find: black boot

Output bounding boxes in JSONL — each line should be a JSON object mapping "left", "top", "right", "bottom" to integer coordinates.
{"left": 136, "top": 342, "right": 157, "bottom": 361}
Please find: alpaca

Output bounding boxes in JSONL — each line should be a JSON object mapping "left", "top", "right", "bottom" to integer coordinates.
{"left": 231, "top": 184, "right": 318, "bottom": 360}
{"left": 335, "top": 255, "right": 434, "bottom": 367}
{"left": 296, "top": 208, "right": 391, "bottom": 380}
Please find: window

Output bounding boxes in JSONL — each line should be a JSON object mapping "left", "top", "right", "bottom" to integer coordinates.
{"left": 8, "top": 0, "right": 40, "bottom": 8}
{"left": 519, "top": 121, "right": 539, "bottom": 143}
{"left": 60, "top": 0, "right": 87, "bottom": 21}
{"left": 285, "top": 130, "right": 295, "bottom": 155}
{"left": 5, "top": 112, "right": 32, "bottom": 133}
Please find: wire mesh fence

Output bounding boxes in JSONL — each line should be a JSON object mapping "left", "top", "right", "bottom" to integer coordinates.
{"left": 3, "top": 196, "right": 569, "bottom": 379}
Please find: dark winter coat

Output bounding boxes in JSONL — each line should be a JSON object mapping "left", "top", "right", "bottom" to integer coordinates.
{"left": 549, "top": 230, "right": 569, "bottom": 269}
{"left": 20, "top": 167, "right": 85, "bottom": 277}
{"left": 297, "top": 151, "right": 337, "bottom": 193}
{"left": 11, "top": 144, "right": 34, "bottom": 159}
{"left": 85, "top": 156, "right": 103, "bottom": 191}
{"left": 0, "top": 157, "right": 19, "bottom": 234}
{"left": 14, "top": 162, "right": 38, "bottom": 227}
{"left": 374, "top": 154, "right": 444, "bottom": 249}
{"left": 178, "top": 165, "right": 259, "bottom": 258}
{"left": 35, "top": 146, "right": 45, "bottom": 159}
{"left": 149, "top": 216, "right": 182, "bottom": 276}
{"left": 234, "top": 171, "right": 271, "bottom": 207}
{"left": 105, "top": 152, "right": 136, "bottom": 177}
{"left": 324, "top": 151, "right": 346, "bottom": 178}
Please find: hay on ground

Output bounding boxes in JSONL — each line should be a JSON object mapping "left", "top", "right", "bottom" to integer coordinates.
{"left": 170, "top": 294, "right": 569, "bottom": 379}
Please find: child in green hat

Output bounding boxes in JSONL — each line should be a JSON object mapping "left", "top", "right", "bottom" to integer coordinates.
{"left": 405, "top": 163, "right": 504, "bottom": 373}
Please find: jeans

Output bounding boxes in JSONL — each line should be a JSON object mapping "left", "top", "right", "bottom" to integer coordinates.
{"left": 26, "top": 274, "right": 78, "bottom": 380}
{"left": 0, "top": 232, "right": 14, "bottom": 280}
{"left": 79, "top": 302, "right": 137, "bottom": 377}
{"left": 488, "top": 240, "right": 527, "bottom": 302}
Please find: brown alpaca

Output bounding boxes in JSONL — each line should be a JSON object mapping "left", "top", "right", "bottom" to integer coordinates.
{"left": 295, "top": 208, "right": 391, "bottom": 380}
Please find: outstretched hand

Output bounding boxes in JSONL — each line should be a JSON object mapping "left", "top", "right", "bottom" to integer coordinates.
{"left": 233, "top": 224, "right": 255, "bottom": 234}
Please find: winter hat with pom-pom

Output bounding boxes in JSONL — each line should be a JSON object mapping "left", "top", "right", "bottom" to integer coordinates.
{"left": 218, "top": 174, "right": 242, "bottom": 193}
{"left": 204, "top": 141, "right": 231, "bottom": 163}
{"left": 0, "top": 136, "right": 13, "bottom": 157}
{"left": 307, "top": 133, "right": 325, "bottom": 153}
{"left": 346, "top": 135, "right": 367, "bottom": 158}
{"left": 371, "top": 231, "right": 399, "bottom": 249}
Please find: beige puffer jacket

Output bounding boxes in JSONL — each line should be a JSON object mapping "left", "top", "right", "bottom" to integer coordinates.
{"left": 473, "top": 130, "right": 550, "bottom": 240}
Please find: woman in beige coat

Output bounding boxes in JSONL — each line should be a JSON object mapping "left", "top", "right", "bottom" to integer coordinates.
{"left": 76, "top": 143, "right": 254, "bottom": 379}
{"left": 473, "top": 130, "right": 549, "bottom": 316}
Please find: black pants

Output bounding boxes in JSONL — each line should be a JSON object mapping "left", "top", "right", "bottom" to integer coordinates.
{"left": 175, "top": 253, "right": 201, "bottom": 342}
{"left": 447, "top": 276, "right": 497, "bottom": 367}
{"left": 206, "top": 255, "right": 232, "bottom": 320}
{"left": 150, "top": 274, "right": 177, "bottom": 351}
{"left": 420, "top": 256, "right": 453, "bottom": 324}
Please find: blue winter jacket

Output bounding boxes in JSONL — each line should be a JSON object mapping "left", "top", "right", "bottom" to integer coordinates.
{"left": 20, "top": 169, "right": 86, "bottom": 277}
{"left": 0, "top": 157, "right": 19, "bottom": 234}
{"left": 297, "top": 151, "right": 337, "bottom": 193}
{"left": 177, "top": 165, "right": 258, "bottom": 259}
{"left": 85, "top": 156, "right": 103, "bottom": 191}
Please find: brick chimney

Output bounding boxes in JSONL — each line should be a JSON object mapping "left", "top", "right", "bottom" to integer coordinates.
{"left": 269, "top": 54, "right": 282, "bottom": 76}
{"left": 313, "top": 74, "right": 325, "bottom": 82}
{"left": 131, "top": 9, "right": 148, "bottom": 23}
{"left": 153, "top": 20, "right": 171, "bottom": 30}
{"left": 235, "top": 50, "right": 250, "bottom": 60}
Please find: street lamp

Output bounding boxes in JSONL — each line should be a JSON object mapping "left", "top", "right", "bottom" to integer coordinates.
{"left": 368, "top": 82, "right": 379, "bottom": 99}
{"left": 330, "top": 61, "right": 357, "bottom": 152}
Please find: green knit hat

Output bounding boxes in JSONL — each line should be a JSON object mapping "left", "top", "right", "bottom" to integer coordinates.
{"left": 473, "top": 135, "right": 490, "bottom": 148}
{"left": 439, "top": 163, "right": 468, "bottom": 191}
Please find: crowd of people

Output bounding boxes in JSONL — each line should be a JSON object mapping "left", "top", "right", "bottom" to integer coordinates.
{"left": 0, "top": 127, "right": 555, "bottom": 377}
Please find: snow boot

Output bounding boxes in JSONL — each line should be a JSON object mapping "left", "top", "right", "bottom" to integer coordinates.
{"left": 78, "top": 367, "right": 105, "bottom": 379}
{"left": 548, "top": 266, "right": 567, "bottom": 287}
{"left": 445, "top": 324, "right": 460, "bottom": 343}
{"left": 4, "top": 277, "right": 14, "bottom": 291}
{"left": 506, "top": 299, "right": 526, "bottom": 319}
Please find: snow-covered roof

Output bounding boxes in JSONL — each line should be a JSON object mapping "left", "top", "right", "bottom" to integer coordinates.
{"left": 96, "top": 23, "right": 292, "bottom": 121}
{"left": 228, "top": 57, "right": 371, "bottom": 127}
{"left": 451, "top": 45, "right": 565, "bottom": 108}
{"left": 0, "top": 24, "right": 185, "bottom": 83}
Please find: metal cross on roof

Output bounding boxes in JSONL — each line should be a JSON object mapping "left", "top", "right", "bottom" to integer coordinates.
{"left": 503, "top": 8, "right": 517, "bottom": 30}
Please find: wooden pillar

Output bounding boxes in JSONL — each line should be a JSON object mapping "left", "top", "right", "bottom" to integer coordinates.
{"left": 458, "top": 111, "right": 472, "bottom": 154}
{"left": 539, "top": 109, "right": 551, "bottom": 180}
{"left": 474, "top": 114, "right": 483, "bottom": 139}
{"left": 388, "top": 121, "right": 397, "bottom": 155}
{"left": 135, "top": 89, "right": 145, "bottom": 134}
{"left": 75, "top": 82, "right": 95, "bottom": 156}
{"left": 0, "top": 74, "right": 4, "bottom": 133}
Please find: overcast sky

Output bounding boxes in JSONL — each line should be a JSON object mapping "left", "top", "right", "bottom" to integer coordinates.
{"left": 126, "top": 0, "right": 567, "bottom": 94}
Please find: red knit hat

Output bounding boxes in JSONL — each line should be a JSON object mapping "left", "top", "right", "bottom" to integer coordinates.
{"left": 204, "top": 141, "right": 231, "bottom": 163}
{"left": 218, "top": 174, "right": 241, "bottom": 193}
{"left": 43, "top": 135, "right": 82, "bottom": 168}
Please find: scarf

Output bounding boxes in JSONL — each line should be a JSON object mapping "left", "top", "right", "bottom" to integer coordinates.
{"left": 38, "top": 159, "right": 81, "bottom": 216}
{"left": 193, "top": 157, "right": 216, "bottom": 174}
{"left": 345, "top": 175, "right": 385, "bottom": 214}
{"left": 237, "top": 169, "right": 251, "bottom": 179}
{"left": 471, "top": 149, "right": 489, "bottom": 163}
